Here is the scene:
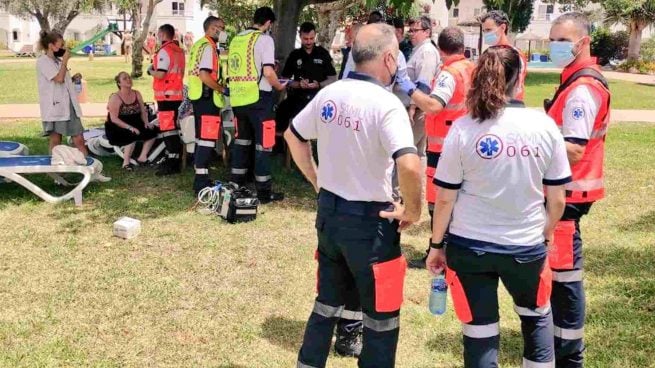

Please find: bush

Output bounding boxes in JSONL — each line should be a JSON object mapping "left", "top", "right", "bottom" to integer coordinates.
{"left": 618, "top": 59, "right": 655, "bottom": 74}
{"left": 640, "top": 37, "right": 655, "bottom": 62}
{"left": 591, "top": 28, "right": 629, "bottom": 65}
{"left": 65, "top": 39, "right": 81, "bottom": 50}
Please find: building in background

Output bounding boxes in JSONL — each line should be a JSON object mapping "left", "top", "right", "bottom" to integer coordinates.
{"left": 0, "top": 0, "right": 210, "bottom": 53}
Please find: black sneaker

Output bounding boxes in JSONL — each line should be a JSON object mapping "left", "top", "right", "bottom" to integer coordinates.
{"left": 257, "top": 191, "right": 284, "bottom": 204}
{"left": 193, "top": 177, "right": 212, "bottom": 196}
{"left": 334, "top": 324, "right": 362, "bottom": 358}
{"left": 155, "top": 159, "right": 181, "bottom": 177}
{"left": 408, "top": 255, "right": 428, "bottom": 269}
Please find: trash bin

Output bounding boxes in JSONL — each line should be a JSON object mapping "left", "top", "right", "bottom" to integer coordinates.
{"left": 532, "top": 53, "right": 542, "bottom": 62}
{"left": 104, "top": 44, "right": 111, "bottom": 55}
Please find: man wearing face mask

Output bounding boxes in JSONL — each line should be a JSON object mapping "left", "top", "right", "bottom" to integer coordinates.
{"left": 480, "top": 10, "right": 528, "bottom": 100}
{"left": 544, "top": 12, "right": 611, "bottom": 368}
{"left": 147, "top": 24, "right": 185, "bottom": 176}
{"left": 187, "top": 16, "right": 227, "bottom": 193}
{"left": 228, "top": 6, "right": 288, "bottom": 203}
{"left": 287, "top": 23, "right": 421, "bottom": 368}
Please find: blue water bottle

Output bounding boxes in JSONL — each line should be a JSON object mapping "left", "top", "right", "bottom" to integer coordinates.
{"left": 429, "top": 273, "right": 448, "bottom": 315}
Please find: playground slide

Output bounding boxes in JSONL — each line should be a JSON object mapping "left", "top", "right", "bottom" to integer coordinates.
{"left": 71, "top": 23, "right": 119, "bottom": 54}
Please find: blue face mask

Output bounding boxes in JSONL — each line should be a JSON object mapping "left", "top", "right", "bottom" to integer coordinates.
{"left": 550, "top": 41, "right": 578, "bottom": 67}
{"left": 483, "top": 31, "right": 499, "bottom": 46}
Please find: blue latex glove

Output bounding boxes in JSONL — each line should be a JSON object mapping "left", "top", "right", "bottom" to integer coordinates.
{"left": 397, "top": 78, "right": 417, "bottom": 96}
{"left": 222, "top": 86, "right": 230, "bottom": 96}
{"left": 416, "top": 80, "right": 431, "bottom": 95}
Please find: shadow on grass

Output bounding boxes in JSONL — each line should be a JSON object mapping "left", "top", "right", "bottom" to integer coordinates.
{"left": 260, "top": 315, "right": 305, "bottom": 353}
{"left": 426, "top": 326, "right": 524, "bottom": 367}
{"left": 637, "top": 82, "right": 655, "bottom": 87}
{"left": 618, "top": 210, "right": 655, "bottom": 232}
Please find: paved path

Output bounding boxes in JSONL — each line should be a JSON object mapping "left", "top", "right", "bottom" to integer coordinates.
{"left": 0, "top": 103, "right": 653, "bottom": 123}
{"left": 528, "top": 67, "right": 655, "bottom": 85}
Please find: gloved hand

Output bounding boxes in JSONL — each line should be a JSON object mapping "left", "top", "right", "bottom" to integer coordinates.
{"left": 416, "top": 80, "right": 432, "bottom": 95}
{"left": 222, "top": 86, "right": 230, "bottom": 96}
{"left": 397, "top": 78, "right": 417, "bottom": 96}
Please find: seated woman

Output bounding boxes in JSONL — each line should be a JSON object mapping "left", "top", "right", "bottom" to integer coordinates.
{"left": 105, "top": 71, "right": 158, "bottom": 170}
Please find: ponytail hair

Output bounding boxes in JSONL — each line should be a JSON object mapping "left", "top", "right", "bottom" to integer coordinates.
{"left": 466, "top": 46, "right": 521, "bottom": 122}
{"left": 38, "top": 30, "right": 63, "bottom": 52}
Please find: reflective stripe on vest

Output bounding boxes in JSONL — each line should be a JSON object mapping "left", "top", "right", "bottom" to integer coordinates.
{"left": 227, "top": 30, "right": 261, "bottom": 107}
{"left": 187, "top": 36, "right": 224, "bottom": 107}
{"left": 425, "top": 57, "right": 475, "bottom": 154}
{"left": 547, "top": 61, "right": 609, "bottom": 204}
{"left": 462, "top": 322, "right": 499, "bottom": 338}
{"left": 153, "top": 41, "right": 185, "bottom": 101}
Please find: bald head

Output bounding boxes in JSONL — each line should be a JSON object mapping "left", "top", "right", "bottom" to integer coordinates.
{"left": 352, "top": 23, "right": 398, "bottom": 66}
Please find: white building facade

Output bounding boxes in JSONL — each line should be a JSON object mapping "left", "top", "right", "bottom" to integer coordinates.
{"left": 0, "top": 0, "right": 211, "bottom": 53}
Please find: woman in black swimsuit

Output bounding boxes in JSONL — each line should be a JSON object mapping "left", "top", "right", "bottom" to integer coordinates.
{"left": 105, "top": 71, "right": 158, "bottom": 170}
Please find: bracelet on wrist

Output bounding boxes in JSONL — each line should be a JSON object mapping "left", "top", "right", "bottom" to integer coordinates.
{"left": 430, "top": 239, "right": 445, "bottom": 249}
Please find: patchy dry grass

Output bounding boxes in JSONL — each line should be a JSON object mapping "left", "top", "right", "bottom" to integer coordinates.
{"left": 0, "top": 121, "right": 654, "bottom": 367}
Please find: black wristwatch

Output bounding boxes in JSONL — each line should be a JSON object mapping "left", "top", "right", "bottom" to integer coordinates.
{"left": 430, "top": 239, "right": 445, "bottom": 249}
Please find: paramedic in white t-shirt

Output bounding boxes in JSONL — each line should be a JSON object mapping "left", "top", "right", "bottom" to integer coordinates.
{"left": 426, "top": 46, "right": 571, "bottom": 368}
{"left": 285, "top": 23, "right": 422, "bottom": 368}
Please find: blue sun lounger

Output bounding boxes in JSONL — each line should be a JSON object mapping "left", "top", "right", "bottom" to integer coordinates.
{"left": 0, "top": 141, "right": 29, "bottom": 157}
{"left": 0, "top": 155, "right": 95, "bottom": 205}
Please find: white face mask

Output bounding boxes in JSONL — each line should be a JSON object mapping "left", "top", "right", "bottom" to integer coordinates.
{"left": 218, "top": 31, "right": 228, "bottom": 44}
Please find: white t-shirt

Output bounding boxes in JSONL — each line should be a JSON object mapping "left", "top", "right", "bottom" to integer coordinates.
{"left": 236, "top": 30, "right": 276, "bottom": 92}
{"left": 36, "top": 55, "right": 83, "bottom": 122}
{"left": 562, "top": 85, "right": 601, "bottom": 141}
{"left": 156, "top": 48, "right": 171, "bottom": 71}
{"left": 198, "top": 43, "right": 216, "bottom": 71}
{"left": 430, "top": 70, "right": 456, "bottom": 106}
{"left": 435, "top": 104, "right": 572, "bottom": 246}
{"left": 291, "top": 74, "right": 417, "bottom": 202}
{"left": 342, "top": 50, "right": 410, "bottom": 93}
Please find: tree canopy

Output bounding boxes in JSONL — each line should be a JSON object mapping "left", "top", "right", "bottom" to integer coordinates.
{"left": 0, "top": 0, "right": 109, "bottom": 32}
{"left": 482, "top": 0, "right": 534, "bottom": 34}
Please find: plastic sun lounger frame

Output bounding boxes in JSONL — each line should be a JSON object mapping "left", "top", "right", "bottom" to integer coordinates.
{"left": 0, "top": 156, "right": 95, "bottom": 205}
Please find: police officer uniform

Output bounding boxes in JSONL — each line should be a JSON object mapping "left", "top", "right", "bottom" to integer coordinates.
{"left": 544, "top": 57, "right": 611, "bottom": 368}
{"left": 276, "top": 44, "right": 336, "bottom": 132}
{"left": 292, "top": 71, "right": 417, "bottom": 368}
{"left": 227, "top": 28, "right": 280, "bottom": 200}
{"left": 435, "top": 101, "right": 572, "bottom": 367}
{"left": 187, "top": 35, "right": 224, "bottom": 193}
{"left": 151, "top": 40, "right": 185, "bottom": 176}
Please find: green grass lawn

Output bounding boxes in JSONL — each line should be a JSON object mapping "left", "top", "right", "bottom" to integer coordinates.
{"left": 0, "top": 57, "right": 154, "bottom": 104}
{"left": 0, "top": 120, "right": 654, "bottom": 367}
{"left": 2, "top": 59, "right": 655, "bottom": 110}
{"left": 524, "top": 72, "right": 655, "bottom": 110}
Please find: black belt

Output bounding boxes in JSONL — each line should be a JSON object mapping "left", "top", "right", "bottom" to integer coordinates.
{"left": 318, "top": 189, "right": 392, "bottom": 218}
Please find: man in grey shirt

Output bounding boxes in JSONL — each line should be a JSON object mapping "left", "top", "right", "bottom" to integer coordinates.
{"left": 406, "top": 16, "right": 440, "bottom": 158}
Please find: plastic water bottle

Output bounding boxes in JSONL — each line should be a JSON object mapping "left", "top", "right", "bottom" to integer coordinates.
{"left": 429, "top": 274, "right": 448, "bottom": 315}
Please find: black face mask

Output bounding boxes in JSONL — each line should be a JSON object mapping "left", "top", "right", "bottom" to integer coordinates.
{"left": 54, "top": 48, "right": 66, "bottom": 58}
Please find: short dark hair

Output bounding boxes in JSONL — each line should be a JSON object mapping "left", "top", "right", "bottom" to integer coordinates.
{"left": 254, "top": 6, "right": 276, "bottom": 25}
{"left": 37, "top": 29, "right": 63, "bottom": 52}
{"left": 299, "top": 22, "right": 316, "bottom": 34}
{"left": 158, "top": 24, "right": 175, "bottom": 40}
{"left": 367, "top": 10, "right": 384, "bottom": 24}
{"left": 387, "top": 17, "right": 404, "bottom": 29}
{"left": 203, "top": 16, "right": 221, "bottom": 32}
{"left": 438, "top": 26, "right": 465, "bottom": 55}
{"left": 553, "top": 12, "right": 591, "bottom": 37}
{"left": 480, "top": 10, "right": 510, "bottom": 34}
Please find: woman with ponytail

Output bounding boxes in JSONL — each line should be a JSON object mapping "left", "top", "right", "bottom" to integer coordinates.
{"left": 425, "top": 46, "right": 572, "bottom": 367}
{"left": 36, "top": 30, "right": 87, "bottom": 154}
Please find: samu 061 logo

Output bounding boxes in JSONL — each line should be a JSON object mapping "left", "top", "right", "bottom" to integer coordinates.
{"left": 476, "top": 134, "right": 503, "bottom": 159}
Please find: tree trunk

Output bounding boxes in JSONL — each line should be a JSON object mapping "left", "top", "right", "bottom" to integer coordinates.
{"left": 627, "top": 20, "right": 646, "bottom": 61}
{"left": 273, "top": 0, "right": 306, "bottom": 69}
{"left": 34, "top": 13, "right": 51, "bottom": 32}
{"left": 52, "top": 10, "right": 80, "bottom": 33}
{"left": 132, "top": 0, "right": 162, "bottom": 78}
{"left": 316, "top": 0, "right": 350, "bottom": 48}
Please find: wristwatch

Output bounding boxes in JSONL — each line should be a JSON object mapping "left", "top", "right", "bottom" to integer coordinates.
{"left": 430, "top": 239, "right": 445, "bottom": 249}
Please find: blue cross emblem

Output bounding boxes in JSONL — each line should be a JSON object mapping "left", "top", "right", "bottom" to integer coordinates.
{"left": 479, "top": 137, "right": 500, "bottom": 157}
{"left": 572, "top": 107, "right": 584, "bottom": 120}
{"left": 320, "top": 101, "right": 337, "bottom": 123}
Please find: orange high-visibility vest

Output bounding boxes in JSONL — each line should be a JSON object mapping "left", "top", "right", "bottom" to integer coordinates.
{"left": 425, "top": 56, "right": 475, "bottom": 155}
{"left": 424, "top": 55, "right": 475, "bottom": 205}
{"left": 546, "top": 59, "right": 610, "bottom": 204}
{"left": 153, "top": 41, "right": 185, "bottom": 102}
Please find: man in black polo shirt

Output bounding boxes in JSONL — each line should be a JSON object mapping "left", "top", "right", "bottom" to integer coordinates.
{"left": 276, "top": 22, "right": 337, "bottom": 134}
